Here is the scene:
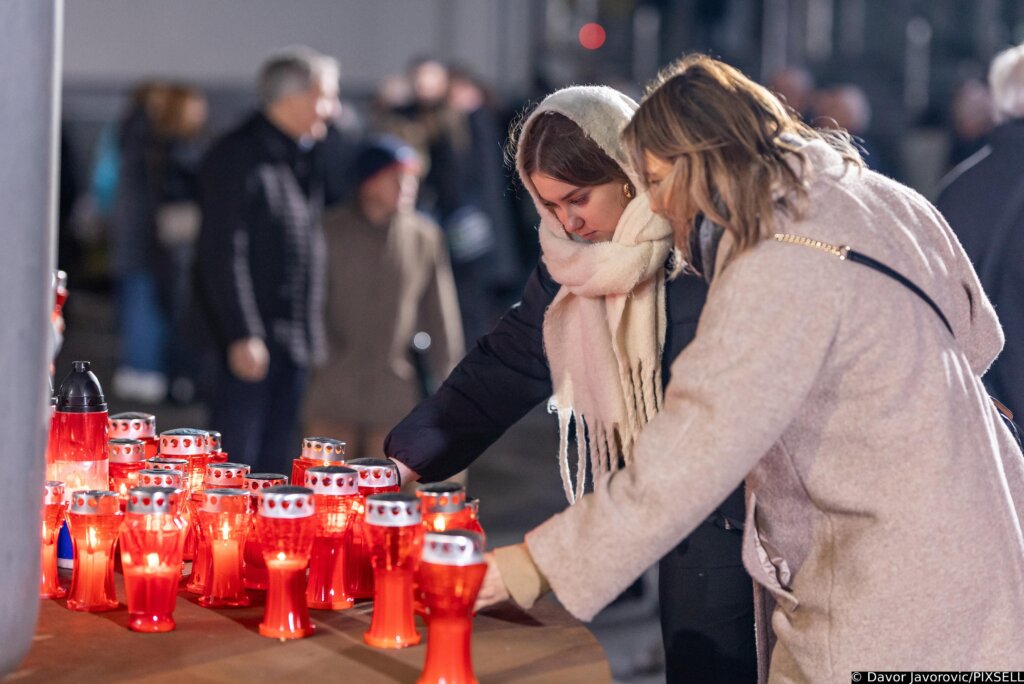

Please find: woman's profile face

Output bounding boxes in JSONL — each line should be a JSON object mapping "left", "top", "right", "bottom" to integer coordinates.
{"left": 530, "top": 174, "right": 628, "bottom": 243}
{"left": 642, "top": 151, "right": 676, "bottom": 218}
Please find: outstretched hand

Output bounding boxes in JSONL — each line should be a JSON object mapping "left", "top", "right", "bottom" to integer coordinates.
{"left": 473, "top": 551, "right": 511, "bottom": 612}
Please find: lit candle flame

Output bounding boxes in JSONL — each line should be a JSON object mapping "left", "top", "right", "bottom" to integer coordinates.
{"left": 277, "top": 551, "right": 286, "bottom": 562}
{"left": 146, "top": 552, "right": 160, "bottom": 569}
{"left": 221, "top": 521, "right": 231, "bottom": 540}
{"left": 86, "top": 526, "right": 98, "bottom": 550}
{"left": 435, "top": 516, "right": 447, "bottom": 532}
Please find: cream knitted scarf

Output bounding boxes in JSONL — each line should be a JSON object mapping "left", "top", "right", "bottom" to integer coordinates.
{"left": 516, "top": 86, "right": 673, "bottom": 503}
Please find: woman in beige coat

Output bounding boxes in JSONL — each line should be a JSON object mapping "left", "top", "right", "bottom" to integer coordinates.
{"left": 480, "top": 55, "right": 1024, "bottom": 681}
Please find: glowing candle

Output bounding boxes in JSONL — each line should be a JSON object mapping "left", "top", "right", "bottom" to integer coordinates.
{"left": 120, "top": 486, "right": 187, "bottom": 632}
{"left": 345, "top": 458, "right": 401, "bottom": 600}
{"left": 364, "top": 493, "right": 423, "bottom": 649}
{"left": 108, "top": 412, "right": 159, "bottom": 460}
{"left": 66, "top": 490, "right": 121, "bottom": 612}
{"left": 417, "top": 531, "right": 487, "bottom": 684}
{"left": 417, "top": 482, "right": 472, "bottom": 534}
{"left": 40, "top": 481, "right": 67, "bottom": 599}
{"left": 241, "top": 473, "right": 287, "bottom": 591}
{"left": 290, "top": 437, "right": 346, "bottom": 492}
{"left": 187, "top": 462, "right": 249, "bottom": 595}
{"left": 304, "top": 465, "right": 358, "bottom": 610}
{"left": 197, "top": 488, "right": 250, "bottom": 608}
{"left": 108, "top": 439, "right": 146, "bottom": 511}
{"left": 255, "top": 486, "right": 317, "bottom": 640}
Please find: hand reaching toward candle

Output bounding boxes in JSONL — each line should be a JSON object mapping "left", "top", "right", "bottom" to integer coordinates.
{"left": 473, "top": 551, "right": 510, "bottom": 612}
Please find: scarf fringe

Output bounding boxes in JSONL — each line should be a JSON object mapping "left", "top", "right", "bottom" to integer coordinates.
{"left": 553, "top": 360, "right": 664, "bottom": 504}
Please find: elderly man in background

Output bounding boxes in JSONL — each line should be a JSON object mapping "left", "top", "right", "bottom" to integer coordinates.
{"left": 937, "top": 43, "right": 1024, "bottom": 417}
{"left": 196, "top": 46, "right": 339, "bottom": 473}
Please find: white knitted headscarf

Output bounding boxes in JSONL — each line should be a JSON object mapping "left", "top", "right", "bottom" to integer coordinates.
{"left": 516, "top": 86, "right": 674, "bottom": 503}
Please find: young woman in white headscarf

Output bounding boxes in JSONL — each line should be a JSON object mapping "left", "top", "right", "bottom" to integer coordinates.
{"left": 384, "top": 85, "right": 756, "bottom": 682}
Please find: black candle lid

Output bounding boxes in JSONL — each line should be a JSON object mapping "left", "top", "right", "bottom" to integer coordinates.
{"left": 56, "top": 360, "right": 107, "bottom": 413}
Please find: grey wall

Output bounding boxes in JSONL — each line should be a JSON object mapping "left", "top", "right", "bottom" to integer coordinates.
{"left": 63, "top": 0, "right": 535, "bottom": 93}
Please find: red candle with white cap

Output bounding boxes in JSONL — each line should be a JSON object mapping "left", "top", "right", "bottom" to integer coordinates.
{"left": 120, "top": 486, "right": 188, "bottom": 632}
{"left": 256, "top": 486, "right": 317, "bottom": 640}
{"left": 66, "top": 490, "right": 121, "bottom": 612}
{"left": 304, "top": 465, "right": 359, "bottom": 610}
{"left": 345, "top": 458, "right": 400, "bottom": 599}
{"left": 40, "top": 481, "right": 67, "bottom": 599}
{"left": 364, "top": 492, "right": 424, "bottom": 649}
{"left": 241, "top": 472, "right": 288, "bottom": 590}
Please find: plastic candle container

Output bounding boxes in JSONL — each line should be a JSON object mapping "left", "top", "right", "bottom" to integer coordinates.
{"left": 345, "top": 458, "right": 401, "bottom": 600}
{"left": 255, "top": 486, "right": 317, "bottom": 640}
{"left": 50, "top": 362, "right": 109, "bottom": 497}
{"left": 66, "top": 490, "right": 121, "bottom": 612}
{"left": 417, "top": 531, "right": 487, "bottom": 684}
{"left": 40, "top": 481, "right": 67, "bottom": 599}
{"left": 187, "top": 462, "right": 249, "bottom": 595}
{"left": 463, "top": 497, "right": 485, "bottom": 539}
{"left": 304, "top": 465, "right": 359, "bottom": 610}
{"left": 120, "top": 486, "right": 188, "bottom": 632}
{"left": 158, "top": 428, "right": 210, "bottom": 495}
{"left": 205, "top": 430, "right": 228, "bottom": 464}
{"left": 417, "top": 482, "right": 472, "bottom": 533}
{"left": 108, "top": 412, "right": 158, "bottom": 460}
{"left": 108, "top": 439, "right": 146, "bottom": 509}
{"left": 197, "top": 488, "right": 251, "bottom": 608}
{"left": 241, "top": 473, "right": 288, "bottom": 591}
{"left": 290, "top": 437, "right": 346, "bottom": 492}
{"left": 364, "top": 493, "right": 424, "bottom": 649}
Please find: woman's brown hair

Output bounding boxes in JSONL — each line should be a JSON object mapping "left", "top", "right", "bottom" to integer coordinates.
{"left": 509, "top": 110, "right": 630, "bottom": 189}
{"left": 623, "top": 54, "right": 863, "bottom": 263}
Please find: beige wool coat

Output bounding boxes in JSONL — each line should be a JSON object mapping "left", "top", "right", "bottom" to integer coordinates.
{"left": 305, "top": 205, "right": 464, "bottom": 429}
{"left": 524, "top": 140, "right": 1024, "bottom": 682}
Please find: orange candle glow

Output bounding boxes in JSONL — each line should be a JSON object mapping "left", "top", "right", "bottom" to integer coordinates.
{"left": 40, "top": 481, "right": 67, "bottom": 599}
{"left": 66, "top": 490, "right": 122, "bottom": 612}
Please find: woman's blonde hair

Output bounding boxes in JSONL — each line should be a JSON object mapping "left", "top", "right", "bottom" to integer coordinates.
{"left": 624, "top": 54, "right": 863, "bottom": 263}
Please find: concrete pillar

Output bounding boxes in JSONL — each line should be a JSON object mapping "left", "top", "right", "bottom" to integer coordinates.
{"left": 0, "top": 0, "right": 62, "bottom": 675}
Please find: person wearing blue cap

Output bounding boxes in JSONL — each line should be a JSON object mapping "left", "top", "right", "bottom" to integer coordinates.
{"left": 304, "top": 136, "right": 464, "bottom": 457}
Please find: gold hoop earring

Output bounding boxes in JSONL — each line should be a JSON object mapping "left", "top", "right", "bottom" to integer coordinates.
{"left": 623, "top": 182, "right": 635, "bottom": 199}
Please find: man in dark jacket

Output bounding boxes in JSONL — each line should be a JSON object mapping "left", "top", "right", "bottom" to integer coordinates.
{"left": 196, "top": 47, "right": 339, "bottom": 473}
{"left": 937, "top": 43, "right": 1024, "bottom": 417}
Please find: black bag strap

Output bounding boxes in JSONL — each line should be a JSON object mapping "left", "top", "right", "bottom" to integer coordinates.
{"left": 772, "top": 232, "right": 1022, "bottom": 439}
{"left": 771, "top": 233, "right": 954, "bottom": 337}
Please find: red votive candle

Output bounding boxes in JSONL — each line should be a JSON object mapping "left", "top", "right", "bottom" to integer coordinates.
{"left": 241, "top": 472, "right": 288, "bottom": 591}
{"left": 66, "top": 490, "right": 121, "bottom": 612}
{"left": 187, "top": 462, "right": 249, "bottom": 595}
{"left": 108, "top": 439, "right": 146, "bottom": 510}
{"left": 108, "top": 412, "right": 158, "bottom": 460}
{"left": 256, "top": 486, "right": 317, "bottom": 640}
{"left": 120, "top": 486, "right": 187, "bottom": 632}
{"left": 364, "top": 492, "right": 424, "bottom": 649}
{"left": 206, "top": 430, "right": 228, "bottom": 464}
{"left": 290, "top": 436, "right": 346, "bottom": 491}
{"left": 417, "top": 530, "right": 487, "bottom": 684}
{"left": 463, "top": 497, "right": 485, "bottom": 539}
{"left": 417, "top": 482, "right": 471, "bottom": 533}
{"left": 158, "top": 428, "right": 210, "bottom": 496}
{"left": 346, "top": 458, "right": 401, "bottom": 600}
{"left": 40, "top": 481, "right": 67, "bottom": 599}
{"left": 304, "top": 465, "right": 359, "bottom": 610}
{"left": 198, "top": 488, "right": 251, "bottom": 608}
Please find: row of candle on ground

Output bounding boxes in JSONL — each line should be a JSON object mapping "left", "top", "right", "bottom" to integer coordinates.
{"left": 43, "top": 483, "right": 484, "bottom": 683}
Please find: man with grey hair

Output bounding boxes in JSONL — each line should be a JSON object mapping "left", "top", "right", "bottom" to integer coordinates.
{"left": 937, "top": 43, "right": 1024, "bottom": 418}
{"left": 196, "top": 46, "right": 340, "bottom": 473}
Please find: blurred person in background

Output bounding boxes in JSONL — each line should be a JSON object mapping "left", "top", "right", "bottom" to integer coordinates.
{"left": 937, "top": 43, "right": 1024, "bottom": 418}
{"left": 387, "top": 57, "right": 500, "bottom": 346}
{"left": 448, "top": 65, "right": 524, "bottom": 310}
{"left": 385, "top": 86, "right": 755, "bottom": 683}
{"left": 815, "top": 84, "right": 896, "bottom": 178}
{"left": 196, "top": 46, "right": 339, "bottom": 473}
{"left": 305, "top": 135, "right": 463, "bottom": 458}
{"left": 947, "top": 76, "right": 994, "bottom": 168}
{"left": 769, "top": 65, "right": 816, "bottom": 121}
{"left": 111, "top": 81, "right": 207, "bottom": 403}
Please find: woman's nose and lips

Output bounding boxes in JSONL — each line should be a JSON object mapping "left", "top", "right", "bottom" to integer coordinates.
{"left": 530, "top": 173, "right": 629, "bottom": 244}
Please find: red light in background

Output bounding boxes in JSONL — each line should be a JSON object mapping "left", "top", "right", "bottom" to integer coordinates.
{"left": 579, "top": 23, "right": 606, "bottom": 50}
